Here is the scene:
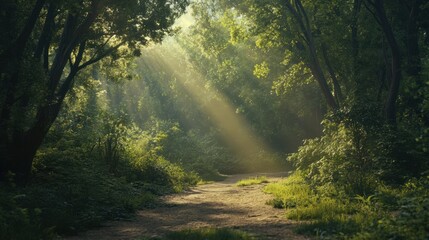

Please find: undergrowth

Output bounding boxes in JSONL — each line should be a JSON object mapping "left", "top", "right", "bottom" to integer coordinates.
{"left": 0, "top": 146, "right": 199, "bottom": 240}
{"left": 264, "top": 172, "right": 429, "bottom": 239}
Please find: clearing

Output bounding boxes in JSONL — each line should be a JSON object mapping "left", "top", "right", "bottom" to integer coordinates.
{"left": 66, "top": 173, "right": 308, "bottom": 240}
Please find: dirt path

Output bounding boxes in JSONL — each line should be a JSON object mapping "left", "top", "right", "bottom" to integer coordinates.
{"left": 66, "top": 172, "right": 308, "bottom": 240}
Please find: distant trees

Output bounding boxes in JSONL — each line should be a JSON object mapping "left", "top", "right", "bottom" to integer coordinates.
{"left": 193, "top": 0, "right": 429, "bottom": 181}
{"left": 179, "top": 2, "right": 324, "bottom": 151}
{"left": 216, "top": 0, "right": 428, "bottom": 126}
{"left": 0, "top": 0, "right": 189, "bottom": 182}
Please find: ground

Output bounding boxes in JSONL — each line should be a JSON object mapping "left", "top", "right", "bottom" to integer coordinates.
{"left": 65, "top": 173, "right": 309, "bottom": 240}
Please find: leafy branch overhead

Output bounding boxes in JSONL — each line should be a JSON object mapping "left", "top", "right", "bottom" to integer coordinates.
{"left": 0, "top": 0, "right": 189, "bottom": 181}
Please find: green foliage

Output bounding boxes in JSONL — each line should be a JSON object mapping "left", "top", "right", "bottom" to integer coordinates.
{"left": 253, "top": 61, "right": 270, "bottom": 79}
{"left": 265, "top": 172, "right": 429, "bottom": 239}
{"left": 0, "top": 184, "right": 54, "bottom": 240}
{"left": 0, "top": 0, "right": 192, "bottom": 181}
{"left": 352, "top": 177, "right": 429, "bottom": 240}
{"left": 29, "top": 148, "right": 163, "bottom": 234}
{"left": 0, "top": 73, "right": 201, "bottom": 238}
{"left": 288, "top": 103, "right": 424, "bottom": 195}
{"left": 179, "top": 1, "right": 323, "bottom": 156}
{"left": 0, "top": 136, "right": 199, "bottom": 238}
{"left": 236, "top": 176, "right": 269, "bottom": 186}
{"left": 2, "top": 1, "right": 429, "bottom": 240}
{"left": 145, "top": 121, "right": 231, "bottom": 180}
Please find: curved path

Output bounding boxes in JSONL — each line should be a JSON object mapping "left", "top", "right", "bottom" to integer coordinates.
{"left": 67, "top": 172, "right": 308, "bottom": 240}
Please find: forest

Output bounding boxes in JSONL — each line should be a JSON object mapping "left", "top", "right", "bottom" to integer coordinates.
{"left": 0, "top": 0, "right": 428, "bottom": 239}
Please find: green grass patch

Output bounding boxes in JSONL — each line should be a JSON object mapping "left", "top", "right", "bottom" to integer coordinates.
{"left": 137, "top": 228, "right": 256, "bottom": 240}
{"left": 263, "top": 172, "right": 374, "bottom": 236}
{"left": 236, "top": 176, "right": 269, "bottom": 186}
{"left": 263, "top": 173, "right": 315, "bottom": 208}
{"left": 166, "top": 228, "right": 256, "bottom": 240}
{"left": 136, "top": 228, "right": 256, "bottom": 240}
{"left": 264, "top": 172, "right": 429, "bottom": 239}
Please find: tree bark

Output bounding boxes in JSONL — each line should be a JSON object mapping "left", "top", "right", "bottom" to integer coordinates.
{"left": 322, "top": 44, "right": 343, "bottom": 106}
{"left": 0, "top": 0, "right": 46, "bottom": 126}
{"left": 283, "top": 0, "right": 339, "bottom": 110}
{"left": 372, "top": 0, "right": 402, "bottom": 125}
{"left": 1, "top": 1, "right": 102, "bottom": 183}
{"left": 405, "top": 0, "right": 421, "bottom": 77}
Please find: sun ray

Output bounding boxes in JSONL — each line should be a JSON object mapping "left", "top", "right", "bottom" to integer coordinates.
{"left": 137, "top": 40, "right": 281, "bottom": 171}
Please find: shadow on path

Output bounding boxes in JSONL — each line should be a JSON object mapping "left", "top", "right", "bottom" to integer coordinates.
{"left": 65, "top": 172, "right": 308, "bottom": 240}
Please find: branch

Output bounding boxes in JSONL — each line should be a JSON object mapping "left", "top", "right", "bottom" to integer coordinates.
{"left": 0, "top": 0, "right": 46, "bottom": 63}
{"left": 363, "top": 0, "right": 382, "bottom": 25}
{"left": 77, "top": 41, "right": 125, "bottom": 71}
{"left": 57, "top": 41, "right": 86, "bottom": 101}
{"left": 43, "top": 39, "right": 50, "bottom": 72}
{"left": 282, "top": 0, "right": 338, "bottom": 110}
{"left": 48, "top": 12, "right": 78, "bottom": 96}
{"left": 65, "top": 0, "right": 103, "bottom": 56}
{"left": 82, "top": 35, "right": 114, "bottom": 64}
{"left": 34, "top": 2, "right": 56, "bottom": 60}
{"left": 295, "top": 0, "right": 311, "bottom": 32}
{"left": 48, "top": 0, "right": 102, "bottom": 96}
{"left": 322, "top": 44, "right": 342, "bottom": 105}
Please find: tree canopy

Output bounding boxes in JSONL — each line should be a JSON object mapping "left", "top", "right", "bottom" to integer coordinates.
{"left": 0, "top": 0, "right": 188, "bottom": 181}
{"left": 1, "top": 0, "right": 428, "bottom": 239}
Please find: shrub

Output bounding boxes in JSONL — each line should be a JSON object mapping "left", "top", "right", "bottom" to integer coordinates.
{"left": 0, "top": 184, "right": 53, "bottom": 240}
{"left": 289, "top": 110, "right": 391, "bottom": 195}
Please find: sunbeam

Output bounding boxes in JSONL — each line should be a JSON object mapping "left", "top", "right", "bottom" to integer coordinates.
{"left": 137, "top": 40, "right": 280, "bottom": 172}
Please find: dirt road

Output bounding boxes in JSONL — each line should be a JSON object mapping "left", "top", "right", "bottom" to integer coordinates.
{"left": 66, "top": 172, "right": 308, "bottom": 240}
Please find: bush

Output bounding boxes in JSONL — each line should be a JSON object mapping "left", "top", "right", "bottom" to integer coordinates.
{"left": 353, "top": 176, "right": 429, "bottom": 240}
{"left": 289, "top": 108, "right": 395, "bottom": 195}
{"left": 0, "top": 184, "right": 53, "bottom": 240}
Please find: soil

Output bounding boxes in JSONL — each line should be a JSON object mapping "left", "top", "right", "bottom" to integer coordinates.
{"left": 65, "top": 172, "right": 309, "bottom": 240}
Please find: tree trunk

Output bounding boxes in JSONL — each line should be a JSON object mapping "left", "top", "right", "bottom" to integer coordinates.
{"left": 373, "top": 0, "right": 402, "bottom": 125}
{"left": 322, "top": 44, "right": 343, "bottom": 106}
{"left": 6, "top": 130, "right": 46, "bottom": 183}
{"left": 405, "top": 0, "right": 421, "bottom": 77}
{"left": 283, "top": 0, "right": 339, "bottom": 110}
{"left": 0, "top": 2, "right": 100, "bottom": 183}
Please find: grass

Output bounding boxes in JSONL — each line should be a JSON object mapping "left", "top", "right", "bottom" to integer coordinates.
{"left": 263, "top": 172, "right": 429, "bottom": 239}
{"left": 263, "top": 172, "right": 368, "bottom": 236}
{"left": 263, "top": 173, "right": 314, "bottom": 209}
{"left": 137, "top": 228, "right": 256, "bottom": 240}
{"left": 236, "top": 176, "right": 269, "bottom": 186}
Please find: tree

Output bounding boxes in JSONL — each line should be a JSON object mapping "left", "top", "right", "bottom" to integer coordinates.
{"left": 0, "top": 0, "right": 188, "bottom": 182}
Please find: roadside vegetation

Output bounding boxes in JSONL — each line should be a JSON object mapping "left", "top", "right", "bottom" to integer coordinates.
{"left": 236, "top": 176, "right": 269, "bottom": 186}
{"left": 139, "top": 228, "right": 256, "bottom": 240}
{"left": 265, "top": 172, "right": 429, "bottom": 239}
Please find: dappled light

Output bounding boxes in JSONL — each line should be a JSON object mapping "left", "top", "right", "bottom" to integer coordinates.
{"left": 1, "top": 0, "right": 428, "bottom": 239}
